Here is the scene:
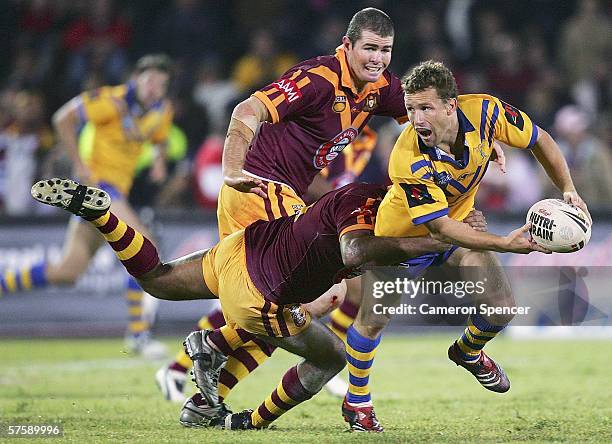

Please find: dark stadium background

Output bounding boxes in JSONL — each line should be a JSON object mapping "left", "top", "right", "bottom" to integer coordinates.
{"left": 1, "top": 0, "right": 610, "bottom": 336}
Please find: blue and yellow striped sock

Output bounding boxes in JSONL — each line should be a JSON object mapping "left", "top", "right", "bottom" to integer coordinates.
{"left": 346, "top": 325, "right": 381, "bottom": 405}
{"left": 0, "top": 262, "right": 48, "bottom": 297}
{"left": 125, "top": 276, "right": 148, "bottom": 336}
{"left": 456, "top": 313, "right": 505, "bottom": 363}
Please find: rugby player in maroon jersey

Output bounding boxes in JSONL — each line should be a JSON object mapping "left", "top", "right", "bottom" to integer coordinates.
{"left": 31, "top": 178, "right": 494, "bottom": 430}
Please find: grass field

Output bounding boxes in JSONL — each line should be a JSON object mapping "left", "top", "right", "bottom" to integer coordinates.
{"left": 1, "top": 335, "right": 611, "bottom": 443}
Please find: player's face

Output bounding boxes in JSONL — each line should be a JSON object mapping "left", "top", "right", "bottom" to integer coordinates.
{"left": 405, "top": 87, "right": 456, "bottom": 147}
{"left": 136, "top": 69, "right": 169, "bottom": 108}
{"left": 343, "top": 30, "right": 393, "bottom": 90}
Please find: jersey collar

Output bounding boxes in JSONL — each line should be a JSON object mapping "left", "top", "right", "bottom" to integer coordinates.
{"left": 417, "top": 107, "right": 475, "bottom": 169}
{"left": 457, "top": 106, "right": 475, "bottom": 133}
{"left": 335, "top": 46, "right": 389, "bottom": 102}
{"left": 124, "top": 82, "right": 164, "bottom": 115}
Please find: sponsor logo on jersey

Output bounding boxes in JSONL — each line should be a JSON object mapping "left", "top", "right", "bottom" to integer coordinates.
{"left": 332, "top": 95, "right": 347, "bottom": 113}
{"left": 273, "top": 79, "right": 303, "bottom": 103}
{"left": 500, "top": 100, "right": 524, "bottom": 130}
{"left": 400, "top": 183, "right": 436, "bottom": 207}
{"left": 313, "top": 128, "right": 358, "bottom": 169}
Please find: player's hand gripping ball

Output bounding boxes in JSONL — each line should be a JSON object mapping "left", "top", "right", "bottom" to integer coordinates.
{"left": 526, "top": 199, "right": 592, "bottom": 253}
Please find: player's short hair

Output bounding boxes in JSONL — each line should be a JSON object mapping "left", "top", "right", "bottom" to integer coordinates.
{"left": 346, "top": 8, "right": 394, "bottom": 43}
{"left": 135, "top": 54, "right": 173, "bottom": 75}
{"left": 402, "top": 60, "right": 458, "bottom": 100}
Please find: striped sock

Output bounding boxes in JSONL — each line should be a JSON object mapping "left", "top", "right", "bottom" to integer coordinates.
{"left": 218, "top": 339, "right": 275, "bottom": 402}
{"left": 0, "top": 263, "right": 48, "bottom": 297}
{"left": 456, "top": 312, "right": 505, "bottom": 363}
{"left": 329, "top": 299, "right": 359, "bottom": 343}
{"left": 346, "top": 325, "right": 381, "bottom": 405}
{"left": 126, "top": 277, "right": 148, "bottom": 336}
{"left": 88, "top": 211, "right": 159, "bottom": 277}
{"left": 199, "top": 308, "right": 226, "bottom": 330}
{"left": 207, "top": 326, "right": 254, "bottom": 354}
{"left": 250, "top": 365, "right": 314, "bottom": 428}
{"left": 171, "top": 308, "right": 230, "bottom": 373}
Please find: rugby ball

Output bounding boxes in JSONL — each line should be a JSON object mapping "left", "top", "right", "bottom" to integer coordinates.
{"left": 526, "top": 199, "right": 591, "bottom": 253}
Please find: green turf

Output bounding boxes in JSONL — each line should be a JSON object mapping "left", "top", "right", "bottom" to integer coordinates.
{"left": 1, "top": 335, "right": 610, "bottom": 443}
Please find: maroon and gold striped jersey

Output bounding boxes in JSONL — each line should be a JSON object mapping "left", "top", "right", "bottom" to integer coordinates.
{"left": 244, "top": 182, "right": 386, "bottom": 305}
{"left": 246, "top": 47, "right": 406, "bottom": 196}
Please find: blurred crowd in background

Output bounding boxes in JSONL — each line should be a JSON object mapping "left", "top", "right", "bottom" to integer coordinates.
{"left": 0, "top": 0, "right": 610, "bottom": 217}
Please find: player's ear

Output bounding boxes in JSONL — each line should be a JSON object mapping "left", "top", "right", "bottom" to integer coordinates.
{"left": 342, "top": 35, "right": 352, "bottom": 50}
{"left": 446, "top": 98, "right": 457, "bottom": 116}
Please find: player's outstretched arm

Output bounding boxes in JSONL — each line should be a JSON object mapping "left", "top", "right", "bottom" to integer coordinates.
{"left": 339, "top": 209, "right": 491, "bottom": 267}
{"left": 426, "top": 216, "right": 550, "bottom": 254}
{"left": 531, "top": 127, "right": 591, "bottom": 222}
{"left": 340, "top": 230, "right": 450, "bottom": 268}
{"left": 223, "top": 96, "right": 271, "bottom": 198}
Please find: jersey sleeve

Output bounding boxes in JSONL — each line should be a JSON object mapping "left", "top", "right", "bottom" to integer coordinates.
{"left": 77, "top": 88, "right": 118, "bottom": 125}
{"left": 396, "top": 178, "right": 449, "bottom": 225}
{"left": 252, "top": 68, "right": 319, "bottom": 124}
{"left": 335, "top": 191, "right": 380, "bottom": 238}
{"left": 150, "top": 104, "right": 174, "bottom": 144}
{"left": 490, "top": 95, "right": 539, "bottom": 149}
{"left": 373, "top": 73, "right": 408, "bottom": 124}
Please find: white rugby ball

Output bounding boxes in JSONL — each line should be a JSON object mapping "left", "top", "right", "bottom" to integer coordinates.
{"left": 526, "top": 199, "right": 591, "bottom": 253}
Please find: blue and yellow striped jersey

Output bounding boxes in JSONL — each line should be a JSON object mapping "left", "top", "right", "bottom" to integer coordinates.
{"left": 76, "top": 83, "right": 173, "bottom": 195}
{"left": 375, "top": 93, "right": 538, "bottom": 238}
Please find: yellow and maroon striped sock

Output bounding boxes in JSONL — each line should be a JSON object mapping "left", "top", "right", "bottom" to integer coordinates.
{"left": 88, "top": 211, "right": 159, "bottom": 278}
{"left": 218, "top": 340, "right": 276, "bottom": 402}
{"left": 250, "top": 365, "right": 314, "bottom": 428}
{"left": 207, "top": 326, "right": 254, "bottom": 354}
{"left": 329, "top": 299, "right": 359, "bottom": 343}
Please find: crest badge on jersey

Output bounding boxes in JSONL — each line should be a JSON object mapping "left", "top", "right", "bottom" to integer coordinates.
{"left": 332, "top": 95, "right": 347, "bottom": 113}
{"left": 288, "top": 305, "right": 307, "bottom": 327}
{"left": 363, "top": 94, "right": 379, "bottom": 112}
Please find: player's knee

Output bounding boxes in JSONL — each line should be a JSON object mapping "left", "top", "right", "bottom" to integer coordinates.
{"left": 460, "top": 250, "right": 496, "bottom": 267}
{"left": 356, "top": 314, "right": 389, "bottom": 338}
{"left": 48, "top": 267, "right": 83, "bottom": 285}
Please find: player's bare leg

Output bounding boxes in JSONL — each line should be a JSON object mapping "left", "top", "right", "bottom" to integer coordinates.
{"left": 31, "top": 178, "right": 216, "bottom": 302}
{"left": 305, "top": 277, "right": 354, "bottom": 398}
{"left": 444, "top": 248, "right": 513, "bottom": 392}
{"left": 43, "top": 217, "right": 103, "bottom": 284}
{"left": 167, "top": 278, "right": 348, "bottom": 405}
{"left": 100, "top": 198, "right": 167, "bottom": 356}
{"left": 185, "top": 318, "right": 346, "bottom": 430}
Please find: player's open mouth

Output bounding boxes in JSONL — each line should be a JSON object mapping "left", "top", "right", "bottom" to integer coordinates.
{"left": 365, "top": 66, "right": 382, "bottom": 73}
{"left": 416, "top": 128, "right": 432, "bottom": 138}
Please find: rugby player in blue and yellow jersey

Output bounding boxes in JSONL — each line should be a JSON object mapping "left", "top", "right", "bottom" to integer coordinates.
{"left": 345, "top": 60, "right": 591, "bottom": 429}
{"left": 0, "top": 55, "right": 173, "bottom": 357}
